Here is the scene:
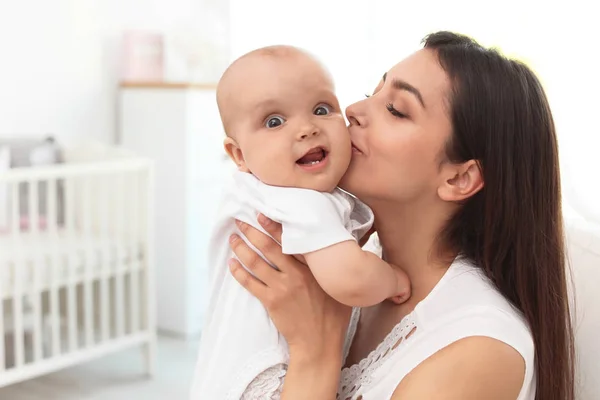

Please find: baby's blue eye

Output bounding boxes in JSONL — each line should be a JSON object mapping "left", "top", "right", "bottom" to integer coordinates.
{"left": 314, "top": 104, "right": 331, "bottom": 116}
{"left": 266, "top": 116, "right": 285, "bottom": 128}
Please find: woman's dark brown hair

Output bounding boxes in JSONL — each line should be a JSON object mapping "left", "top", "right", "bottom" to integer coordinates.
{"left": 427, "top": 31, "right": 575, "bottom": 400}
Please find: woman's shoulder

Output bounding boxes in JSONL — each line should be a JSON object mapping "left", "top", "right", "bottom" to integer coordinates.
{"left": 378, "top": 257, "right": 535, "bottom": 399}
{"left": 417, "top": 256, "right": 530, "bottom": 331}
{"left": 340, "top": 257, "right": 536, "bottom": 400}
{"left": 412, "top": 256, "right": 535, "bottom": 388}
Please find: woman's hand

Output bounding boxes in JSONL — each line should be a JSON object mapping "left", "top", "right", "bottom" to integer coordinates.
{"left": 228, "top": 215, "right": 352, "bottom": 362}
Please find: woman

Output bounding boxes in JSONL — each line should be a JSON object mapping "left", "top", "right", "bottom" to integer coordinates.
{"left": 226, "top": 31, "right": 575, "bottom": 399}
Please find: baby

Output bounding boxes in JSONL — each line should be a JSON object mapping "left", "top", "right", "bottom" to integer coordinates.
{"left": 191, "top": 46, "right": 410, "bottom": 399}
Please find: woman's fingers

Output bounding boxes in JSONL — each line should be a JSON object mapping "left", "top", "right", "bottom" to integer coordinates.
{"left": 229, "top": 233, "right": 280, "bottom": 284}
{"left": 235, "top": 220, "right": 291, "bottom": 270}
{"left": 257, "top": 213, "right": 283, "bottom": 243}
{"left": 228, "top": 258, "right": 269, "bottom": 300}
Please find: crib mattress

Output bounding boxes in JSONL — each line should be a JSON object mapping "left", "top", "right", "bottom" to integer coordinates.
{"left": 0, "top": 230, "right": 144, "bottom": 298}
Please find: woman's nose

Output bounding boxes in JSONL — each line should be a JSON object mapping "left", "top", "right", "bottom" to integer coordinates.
{"left": 345, "top": 101, "right": 366, "bottom": 127}
{"left": 347, "top": 115, "right": 360, "bottom": 127}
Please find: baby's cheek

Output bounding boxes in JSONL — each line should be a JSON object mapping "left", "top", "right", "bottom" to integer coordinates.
{"left": 249, "top": 151, "right": 295, "bottom": 186}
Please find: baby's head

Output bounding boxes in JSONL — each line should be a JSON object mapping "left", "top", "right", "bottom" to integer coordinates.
{"left": 218, "top": 45, "right": 351, "bottom": 192}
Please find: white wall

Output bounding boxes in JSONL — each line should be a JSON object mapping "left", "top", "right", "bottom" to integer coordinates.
{"left": 229, "top": 0, "right": 376, "bottom": 112}
{"left": 0, "top": 0, "right": 224, "bottom": 144}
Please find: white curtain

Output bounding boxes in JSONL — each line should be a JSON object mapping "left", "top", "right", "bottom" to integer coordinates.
{"left": 229, "top": 0, "right": 598, "bottom": 223}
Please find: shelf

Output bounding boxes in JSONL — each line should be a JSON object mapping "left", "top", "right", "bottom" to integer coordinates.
{"left": 119, "top": 81, "right": 218, "bottom": 90}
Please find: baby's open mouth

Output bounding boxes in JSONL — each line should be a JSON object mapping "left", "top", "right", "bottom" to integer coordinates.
{"left": 296, "top": 147, "right": 328, "bottom": 165}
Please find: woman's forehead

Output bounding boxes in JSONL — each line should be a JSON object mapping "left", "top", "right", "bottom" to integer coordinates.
{"left": 386, "top": 49, "right": 450, "bottom": 108}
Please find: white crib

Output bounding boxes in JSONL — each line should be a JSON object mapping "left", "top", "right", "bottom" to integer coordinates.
{"left": 0, "top": 144, "right": 156, "bottom": 388}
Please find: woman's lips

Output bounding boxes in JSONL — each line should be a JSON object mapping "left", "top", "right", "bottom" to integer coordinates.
{"left": 351, "top": 143, "right": 363, "bottom": 155}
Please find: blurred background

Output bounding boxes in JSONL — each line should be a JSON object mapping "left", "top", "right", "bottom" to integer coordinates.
{"left": 0, "top": 0, "right": 598, "bottom": 399}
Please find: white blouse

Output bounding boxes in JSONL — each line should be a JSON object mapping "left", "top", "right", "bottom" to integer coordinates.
{"left": 337, "top": 256, "right": 536, "bottom": 399}
{"left": 196, "top": 237, "right": 536, "bottom": 399}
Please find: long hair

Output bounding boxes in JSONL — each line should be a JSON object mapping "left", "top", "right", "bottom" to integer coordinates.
{"left": 426, "top": 31, "right": 575, "bottom": 400}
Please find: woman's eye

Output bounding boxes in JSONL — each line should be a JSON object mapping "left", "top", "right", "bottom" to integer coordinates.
{"left": 314, "top": 104, "right": 331, "bottom": 116}
{"left": 265, "top": 116, "right": 285, "bottom": 128}
{"left": 386, "top": 103, "right": 407, "bottom": 118}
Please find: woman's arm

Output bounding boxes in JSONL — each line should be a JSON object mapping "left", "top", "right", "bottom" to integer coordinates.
{"left": 229, "top": 218, "right": 351, "bottom": 399}
{"left": 391, "top": 336, "right": 526, "bottom": 399}
{"left": 281, "top": 349, "right": 343, "bottom": 399}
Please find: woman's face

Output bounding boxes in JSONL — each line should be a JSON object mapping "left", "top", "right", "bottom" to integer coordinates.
{"left": 340, "top": 49, "right": 454, "bottom": 206}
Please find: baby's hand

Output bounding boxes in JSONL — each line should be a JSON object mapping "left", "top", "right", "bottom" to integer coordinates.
{"left": 389, "top": 266, "right": 411, "bottom": 304}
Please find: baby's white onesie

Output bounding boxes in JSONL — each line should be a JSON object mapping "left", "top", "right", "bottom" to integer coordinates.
{"left": 189, "top": 171, "right": 373, "bottom": 399}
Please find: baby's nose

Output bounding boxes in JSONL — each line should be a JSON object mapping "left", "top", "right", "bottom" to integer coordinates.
{"left": 298, "top": 125, "right": 320, "bottom": 140}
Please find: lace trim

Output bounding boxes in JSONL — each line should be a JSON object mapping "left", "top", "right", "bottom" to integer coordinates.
{"left": 337, "top": 312, "right": 417, "bottom": 399}
{"left": 226, "top": 346, "right": 288, "bottom": 400}
{"left": 240, "top": 363, "right": 287, "bottom": 400}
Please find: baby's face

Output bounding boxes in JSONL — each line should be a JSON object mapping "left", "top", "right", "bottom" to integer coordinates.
{"left": 224, "top": 55, "right": 351, "bottom": 192}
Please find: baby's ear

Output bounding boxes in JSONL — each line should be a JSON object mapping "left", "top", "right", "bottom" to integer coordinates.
{"left": 223, "top": 137, "right": 250, "bottom": 172}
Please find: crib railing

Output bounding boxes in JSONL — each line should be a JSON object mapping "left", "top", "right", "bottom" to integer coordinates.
{"left": 0, "top": 158, "right": 156, "bottom": 387}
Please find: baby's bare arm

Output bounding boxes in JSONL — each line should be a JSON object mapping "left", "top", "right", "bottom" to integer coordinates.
{"left": 304, "top": 241, "right": 409, "bottom": 307}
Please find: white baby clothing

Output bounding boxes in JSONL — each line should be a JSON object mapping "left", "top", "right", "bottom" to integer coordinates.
{"left": 189, "top": 171, "right": 374, "bottom": 399}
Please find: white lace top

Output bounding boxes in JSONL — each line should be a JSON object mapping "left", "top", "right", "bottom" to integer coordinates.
{"left": 337, "top": 308, "right": 417, "bottom": 399}
{"left": 336, "top": 257, "right": 536, "bottom": 400}
{"left": 237, "top": 256, "right": 536, "bottom": 400}
{"left": 240, "top": 364, "right": 287, "bottom": 399}
{"left": 192, "top": 218, "right": 536, "bottom": 399}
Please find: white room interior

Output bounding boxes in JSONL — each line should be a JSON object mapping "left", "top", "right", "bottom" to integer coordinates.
{"left": 0, "top": 0, "right": 598, "bottom": 398}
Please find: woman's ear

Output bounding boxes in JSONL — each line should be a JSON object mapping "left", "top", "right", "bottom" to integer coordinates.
{"left": 438, "top": 160, "right": 484, "bottom": 202}
{"left": 224, "top": 137, "right": 250, "bottom": 172}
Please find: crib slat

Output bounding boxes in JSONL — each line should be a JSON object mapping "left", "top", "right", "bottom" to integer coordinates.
{"left": 130, "top": 172, "right": 140, "bottom": 334}
{"left": 29, "top": 180, "right": 43, "bottom": 362}
{"left": 99, "top": 175, "right": 110, "bottom": 342}
{"left": 0, "top": 186, "right": 7, "bottom": 370}
{"left": 0, "top": 252, "right": 4, "bottom": 371}
{"left": 144, "top": 165, "right": 157, "bottom": 376}
{"left": 47, "top": 178, "right": 61, "bottom": 356}
{"left": 82, "top": 177, "right": 94, "bottom": 347}
{"left": 64, "top": 178, "right": 78, "bottom": 352}
{"left": 115, "top": 174, "right": 125, "bottom": 337}
{"left": 11, "top": 182, "right": 25, "bottom": 367}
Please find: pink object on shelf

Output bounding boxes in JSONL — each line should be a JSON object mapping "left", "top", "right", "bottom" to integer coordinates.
{"left": 120, "top": 31, "right": 164, "bottom": 82}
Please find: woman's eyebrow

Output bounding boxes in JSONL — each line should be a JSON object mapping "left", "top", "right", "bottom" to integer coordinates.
{"left": 383, "top": 72, "right": 426, "bottom": 109}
